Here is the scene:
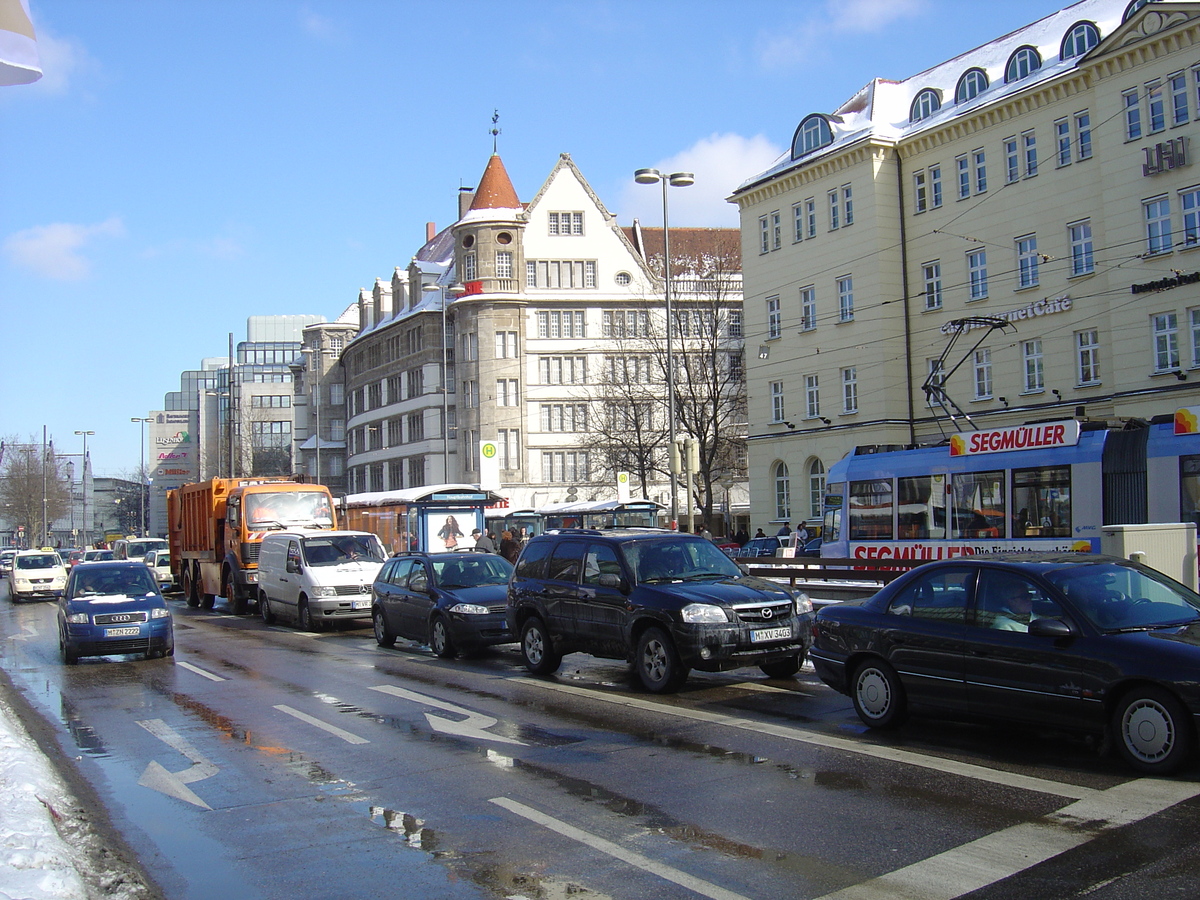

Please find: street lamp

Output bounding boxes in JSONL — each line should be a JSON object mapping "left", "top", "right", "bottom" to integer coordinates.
{"left": 74, "top": 430, "right": 94, "bottom": 548}
{"left": 131, "top": 417, "right": 152, "bottom": 536}
{"left": 634, "top": 167, "right": 694, "bottom": 529}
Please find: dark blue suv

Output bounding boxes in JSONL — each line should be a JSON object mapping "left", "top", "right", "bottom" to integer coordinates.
{"left": 507, "top": 528, "right": 813, "bottom": 693}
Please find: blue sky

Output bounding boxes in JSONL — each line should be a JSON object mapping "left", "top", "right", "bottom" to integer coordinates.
{"left": 2, "top": 0, "right": 1075, "bottom": 476}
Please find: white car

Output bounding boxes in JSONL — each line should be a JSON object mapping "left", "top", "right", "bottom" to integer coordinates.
{"left": 143, "top": 549, "right": 175, "bottom": 592}
{"left": 9, "top": 549, "right": 68, "bottom": 602}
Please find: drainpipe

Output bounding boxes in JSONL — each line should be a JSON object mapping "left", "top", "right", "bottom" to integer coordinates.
{"left": 895, "top": 147, "right": 916, "bottom": 448}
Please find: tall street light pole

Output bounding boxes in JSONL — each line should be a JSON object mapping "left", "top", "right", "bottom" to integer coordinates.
{"left": 74, "top": 430, "right": 94, "bottom": 548}
{"left": 634, "top": 167, "right": 694, "bottom": 530}
{"left": 131, "top": 417, "right": 152, "bottom": 536}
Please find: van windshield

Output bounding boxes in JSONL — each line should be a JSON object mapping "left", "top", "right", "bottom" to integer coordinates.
{"left": 302, "top": 535, "right": 385, "bottom": 566}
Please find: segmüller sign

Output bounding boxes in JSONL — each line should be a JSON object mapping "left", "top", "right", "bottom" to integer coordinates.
{"left": 949, "top": 419, "right": 1080, "bottom": 457}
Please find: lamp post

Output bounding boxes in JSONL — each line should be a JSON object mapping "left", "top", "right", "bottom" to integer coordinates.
{"left": 634, "top": 167, "right": 694, "bottom": 530}
{"left": 74, "top": 430, "right": 94, "bottom": 548}
{"left": 131, "top": 417, "right": 152, "bottom": 536}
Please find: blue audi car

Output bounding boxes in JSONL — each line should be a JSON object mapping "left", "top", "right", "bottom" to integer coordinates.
{"left": 58, "top": 560, "right": 174, "bottom": 664}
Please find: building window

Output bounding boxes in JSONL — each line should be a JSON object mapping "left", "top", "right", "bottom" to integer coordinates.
{"left": 1125, "top": 89, "right": 1143, "bottom": 140}
{"left": 1022, "top": 130, "right": 1038, "bottom": 177}
{"left": 1005, "top": 46, "right": 1041, "bottom": 83}
{"left": 792, "top": 114, "right": 833, "bottom": 159}
{"left": 774, "top": 462, "right": 790, "bottom": 522}
{"left": 910, "top": 88, "right": 941, "bottom": 122}
{"left": 496, "top": 379, "right": 519, "bottom": 407}
{"left": 1181, "top": 187, "right": 1200, "bottom": 247}
{"left": 1171, "top": 71, "right": 1190, "bottom": 125}
{"left": 461, "top": 332, "right": 478, "bottom": 361}
{"left": 766, "top": 295, "right": 782, "bottom": 339}
{"left": 837, "top": 276, "right": 854, "bottom": 322}
{"left": 805, "top": 198, "right": 816, "bottom": 239}
{"left": 463, "top": 251, "right": 477, "bottom": 281}
{"left": 770, "top": 210, "right": 782, "bottom": 250}
{"left": 805, "top": 375, "right": 820, "bottom": 419}
{"left": 1145, "top": 196, "right": 1173, "bottom": 254}
{"left": 1147, "top": 80, "right": 1165, "bottom": 133}
{"left": 538, "top": 356, "right": 588, "bottom": 385}
{"left": 602, "top": 310, "right": 649, "bottom": 338}
{"left": 540, "top": 403, "right": 587, "bottom": 433}
{"left": 1023, "top": 339, "right": 1045, "bottom": 392}
{"left": 388, "top": 417, "right": 403, "bottom": 447}
{"left": 728, "top": 351, "right": 744, "bottom": 380}
{"left": 929, "top": 165, "right": 942, "bottom": 208}
{"left": 807, "top": 459, "right": 826, "bottom": 520}
{"left": 914, "top": 169, "right": 927, "bottom": 213}
{"left": 1192, "top": 309, "right": 1200, "bottom": 368}
{"left": 792, "top": 203, "right": 804, "bottom": 242}
{"left": 496, "top": 251, "right": 513, "bottom": 279}
{"left": 329, "top": 383, "right": 344, "bottom": 405}
{"left": 1056, "top": 118, "right": 1071, "bottom": 167}
{"left": 956, "top": 68, "right": 989, "bottom": 103}
{"left": 841, "top": 367, "right": 858, "bottom": 414}
{"left": 1068, "top": 220, "right": 1094, "bottom": 276}
{"left": 967, "top": 249, "right": 989, "bottom": 300}
{"left": 922, "top": 262, "right": 942, "bottom": 310}
{"left": 495, "top": 331, "right": 518, "bottom": 358}
{"left": 463, "top": 380, "right": 478, "bottom": 408}
{"left": 1077, "top": 329, "right": 1100, "bottom": 385}
{"left": 1004, "top": 137, "right": 1019, "bottom": 183}
{"left": 771, "top": 381, "right": 785, "bottom": 423}
{"left": 548, "top": 211, "right": 583, "bottom": 235}
{"left": 728, "top": 310, "right": 743, "bottom": 338}
{"left": 538, "top": 310, "right": 586, "bottom": 339}
{"left": 1154, "top": 312, "right": 1180, "bottom": 372}
{"left": 527, "top": 260, "right": 598, "bottom": 289}
{"left": 497, "top": 428, "right": 520, "bottom": 470}
{"left": 828, "top": 190, "right": 840, "bottom": 230}
{"left": 542, "top": 451, "right": 588, "bottom": 483}
{"left": 956, "top": 155, "right": 970, "bottom": 200}
{"left": 407, "top": 457, "right": 425, "bottom": 488}
{"left": 800, "top": 286, "right": 816, "bottom": 331}
{"left": 974, "top": 148, "right": 988, "bottom": 192}
{"left": 1016, "top": 235, "right": 1040, "bottom": 289}
{"left": 843, "top": 184, "right": 853, "bottom": 225}
{"left": 973, "top": 348, "right": 993, "bottom": 399}
{"left": 759, "top": 216, "right": 769, "bottom": 254}
{"left": 407, "top": 412, "right": 424, "bottom": 443}
{"left": 1075, "top": 111, "right": 1093, "bottom": 160}
{"left": 1061, "top": 21, "right": 1099, "bottom": 59}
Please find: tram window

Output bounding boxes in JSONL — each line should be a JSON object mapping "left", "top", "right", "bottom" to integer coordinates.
{"left": 824, "top": 506, "right": 843, "bottom": 543}
{"left": 1181, "top": 456, "right": 1200, "bottom": 527}
{"left": 849, "top": 480, "right": 894, "bottom": 540}
{"left": 1013, "top": 466, "right": 1071, "bottom": 538}
{"left": 897, "top": 475, "right": 948, "bottom": 540}
{"left": 950, "top": 470, "right": 1005, "bottom": 540}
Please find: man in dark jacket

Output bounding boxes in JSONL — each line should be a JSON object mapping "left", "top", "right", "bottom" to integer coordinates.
{"left": 472, "top": 528, "right": 496, "bottom": 553}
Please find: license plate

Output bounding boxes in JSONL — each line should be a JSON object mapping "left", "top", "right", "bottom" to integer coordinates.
{"left": 750, "top": 625, "right": 792, "bottom": 643}
{"left": 352, "top": 598, "right": 370, "bottom": 610}
{"left": 105, "top": 626, "right": 141, "bottom": 637}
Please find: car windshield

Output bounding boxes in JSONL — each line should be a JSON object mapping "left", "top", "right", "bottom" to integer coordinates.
{"left": 16, "top": 554, "right": 59, "bottom": 570}
{"left": 73, "top": 568, "right": 158, "bottom": 597}
{"left": 625, "top": 537, "right": 743, "bottom": 584}
{"left": 246, "top": 491, "right": 335, "bottom": 528}
{"left": 1044, "top": 563, "right": 1200, "bottom": 631}
{"left": 432, "top": 555, "right": 514, "bottom": 588}
{"left": 302, "top": 535, "right": 385, "bottom": 566}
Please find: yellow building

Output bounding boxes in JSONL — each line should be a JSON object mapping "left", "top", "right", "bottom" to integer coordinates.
{"left": 733, "top": 0, "right": 1200, "bottom": 531}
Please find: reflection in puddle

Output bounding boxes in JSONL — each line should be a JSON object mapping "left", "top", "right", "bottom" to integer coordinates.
{"left": 369, "top": 807, "right": 430, "bottom": 847}
{"left": 60, "top": 695, "right": 109, "bottom": 758}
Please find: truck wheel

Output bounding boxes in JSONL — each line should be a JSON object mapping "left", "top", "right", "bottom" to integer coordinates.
{"left": 226, "top": 579, "right": 247, "bottom": 616}
{"left": 201, "top": 591, "right": 216, "bottom": 610}
{"left": 182, "top": 566, "right": 200, "bottom": 608}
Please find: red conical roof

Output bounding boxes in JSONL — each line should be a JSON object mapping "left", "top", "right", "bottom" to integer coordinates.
{"left": 469, "top": 154, "right": 521, "bottom": 210}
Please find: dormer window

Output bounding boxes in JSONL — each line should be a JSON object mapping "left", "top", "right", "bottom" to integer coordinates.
{"left": 791, "top": 114, "right": 834, "bottom": 160}
{"left": 1123, "top": 0, "right": 1156, "bottom": 21}
{"left": 955, "top": 68, "right": 989, "bottom": 103}
{"left": 910, "top": 89, "right": 942, "bottom": 123}
{"left": 1060, "top": 21, "right": 1099, "bottom": 59}
{"left": 1005, "top": 46, "right": 1041, "bottom": 83}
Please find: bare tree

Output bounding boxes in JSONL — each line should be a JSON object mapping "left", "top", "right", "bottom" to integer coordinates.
{"left": 0, "top": 435, "right": 72, "bottom": 546}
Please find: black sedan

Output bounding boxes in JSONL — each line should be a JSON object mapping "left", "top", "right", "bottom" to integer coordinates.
{"left": 811, "top": 553, "right": 1200, "bottom": 775}
{"left": 371, "top": 551, "right": 514, "bottom": 658}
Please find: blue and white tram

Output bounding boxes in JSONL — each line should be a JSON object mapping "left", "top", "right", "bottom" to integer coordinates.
{"left": 821, "top": 415, "right": 1199, "bottom": 561}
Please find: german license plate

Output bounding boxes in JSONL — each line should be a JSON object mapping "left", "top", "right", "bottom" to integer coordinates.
{"left": 105, "top": 626, "right": 141, "bottom": 637}
{"left": 352, "top": 598, "right": 370, "bottom": 610}
{"left": 750, "top": 625, "right": 792, "bottom": 643}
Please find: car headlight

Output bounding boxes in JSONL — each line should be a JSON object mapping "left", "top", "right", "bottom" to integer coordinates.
{"left": 310, "top": 586, "right": 338, "bottom": 598}
{"left": 794, "top": 592, "right": 813, "bottom": 615}
{"left": 151, "top": 608, "right": 171, "bottom": 619}
{"left": 681, "top": 603, "right": 729, "bottom": 624}
{"left": 448, "top": 603, "right": 489, "bottom": 615}
{"left": 66, "top": 612, "right": 90, "bottom": 624}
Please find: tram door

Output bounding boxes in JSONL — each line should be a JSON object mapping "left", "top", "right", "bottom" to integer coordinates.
{"left": 1102, "top": 426, "right": 1148, "bottom": 525}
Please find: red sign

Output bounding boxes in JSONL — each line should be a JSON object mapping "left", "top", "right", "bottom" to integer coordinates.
{"left": 949, "top": 420, "right": 1080, "bottom": 457}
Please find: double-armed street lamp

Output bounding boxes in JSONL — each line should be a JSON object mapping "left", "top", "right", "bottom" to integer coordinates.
{"left": 74, "top": 430, "right": 94, "bottom": 547}
{"left": 131, "top": 417, "right": 152, "bottom": 536}
{"left": 633, "top": 167, "right": 694, "bottom": 529}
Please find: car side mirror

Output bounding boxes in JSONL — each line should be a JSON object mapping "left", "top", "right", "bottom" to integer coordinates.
{"left": 597, "top": 573, "right": 628, "bottom": 593}
{"left": 737, "top": 563, "right": 750, "bottom": 575}
{"left": 411, "top": 573, "right": 429, "bottom": 593}
{"left": 286, "top": 559, "right": 301, "bottom": 574}
{"left": 1029, "top": 617, "right": 1075, "bottom": 638}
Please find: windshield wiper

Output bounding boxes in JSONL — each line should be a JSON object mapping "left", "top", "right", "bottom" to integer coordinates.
{"left": 1106, "top": 619, "right": 1197, "bottom": 634}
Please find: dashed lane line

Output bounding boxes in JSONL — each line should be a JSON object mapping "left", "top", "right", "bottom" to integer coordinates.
{"left": 273, "top": 704, "right": 369, "bottom": 744}
{"left": 174, "top": 659, "right": 225, "bottom": 682}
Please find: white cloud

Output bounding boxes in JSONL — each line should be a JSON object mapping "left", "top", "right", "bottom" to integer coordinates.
{"left": 3, "top": 217, "right": 124, "bottom": 280}
{"left": 299, "top": 8, "right": 344, "bottom": 43}
{"left": 757, "top": 0, "right": 928, "bottom": 69}
{"left": 16, "top": 28, "right": 91, "bottom": 95}
{"left": 827, "top": 0, "right": 929, "bottom": 33}
{"left": 620, "top": 133, "right": 784, "bottom": 228}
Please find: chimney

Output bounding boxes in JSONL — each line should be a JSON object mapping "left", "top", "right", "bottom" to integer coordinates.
{"left": 426, "top": 222, "right": 436, "bottom": 243}
{"left": 458, "top": 186, "right": 475, "bottom": 218}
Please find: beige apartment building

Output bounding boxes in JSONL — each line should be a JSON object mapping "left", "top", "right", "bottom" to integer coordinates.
{"left": 732, "top": 0, "right": 1200, "bottom": 530}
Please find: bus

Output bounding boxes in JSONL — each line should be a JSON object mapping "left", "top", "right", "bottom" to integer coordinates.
{"left": 537, "top": 499, "right": 664, "bottom": 531}
{"left": 821, "top": 413, "right": 1200, "bottom": 561}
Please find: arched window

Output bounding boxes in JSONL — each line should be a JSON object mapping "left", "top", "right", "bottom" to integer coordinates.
{"left": 909, "top": 88, "right": 942, "bottom": 123}
{"left": 774, "top": 461, "right": 791, "bottom": 522}
{"left": 955, "top": 68, "right": 989, "bottom": 103}
{"left": 1005, "top": 46, "right": 1042, "bottom": 83}
{"left": 807, "top": 459, "right": 826, "bottom": 521}
{"left": 791, "top": 114, "right": 834, "bottom": 160}
{"left": 1060, "top": 21, "right": 1099, "bottom": 59}
{"left": 1123, "top": 0, "right": 1156, "bottom": 21}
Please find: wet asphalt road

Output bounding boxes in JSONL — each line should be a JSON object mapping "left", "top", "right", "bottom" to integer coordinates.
{"left": 4, "top": 583, "right": 1200, "bottom": 900}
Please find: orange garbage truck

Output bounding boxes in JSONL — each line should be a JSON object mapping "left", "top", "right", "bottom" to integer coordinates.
{"left": 167, "top": 477, "right": 336, "bottom": 614}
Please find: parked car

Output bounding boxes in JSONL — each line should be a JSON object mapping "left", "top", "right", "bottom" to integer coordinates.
{"left": 738, "top": 536, "right": 783, "bottom": 557}
{"left": 371, "top": 551, "right": 515, "bottom": 658}
{"left": 58, "top": 560, "right": 173, "bottom": 664}
{"left": 799, "top": 537, "right": 823, "bottom": 558}
{"left": 812, "top": 553, "right": 1200, "bottom": 775}
{"left": 143, "top": 549, "right": 175, "bottom": 592}
{"left": 0, "top": 548, "right": 18, "bottom": 576}
{"left": 257, "top": 530, "right": 387, "bottom": 630}
{"left": 508, "top": 528, "right": 813, "bottom": 693}
{"left": 9, "top": 549, "right": 68, "bottom": 602}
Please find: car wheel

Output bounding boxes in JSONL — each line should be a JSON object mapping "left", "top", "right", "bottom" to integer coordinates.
{"left": 760, "top": 655, "right": 802, "bottom": 679}
{"left": 373, "top": 608, "right": 395, "bottom": 648}
{"left": 851, "top": 659, "right": 907, "bottom": 729}
{"left": 1112, "top": 687, "right": 1193, "bottom": 775}
{"left": 298, "top": 598, "right": 321, "bottom": 633}
{"left": 60, "top": 632, "right": 78, "bottom": 666}
{"left": 430, "top": 616, "right": 456, "bottom": 659}
{"left": 520, "top": 616, "right": 561, "bottom": 675}
{"left": 259, "top": 592, "right": 276, "bottom": 625}
{"left": 636, "top": 626, "right": 689, "bottom": 693}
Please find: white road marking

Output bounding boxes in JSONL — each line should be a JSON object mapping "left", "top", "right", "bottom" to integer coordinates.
{"left": 371, "top": 684, "right": 525, "bottom": 745}
{"left": 136, "top": 718, "right": 220, "bottom": 809}
{"left": 273, "top": 704, "right": 369, "bottom": 744}
{"left": 490, "top": 796, "right": 753, "bottom": 900}
{"left": 174, "top": 659, "right": 225, "bottom": 681}
{"left": 813, "top": 778, "right": 1200, "bottom": 900}
{"left": 509, "top": 677, "right": 1093, "bottom": 799}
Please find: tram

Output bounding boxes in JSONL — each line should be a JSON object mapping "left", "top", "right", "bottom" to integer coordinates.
{"left": 821, "top": 413, "right": 1200, "bottom": 561}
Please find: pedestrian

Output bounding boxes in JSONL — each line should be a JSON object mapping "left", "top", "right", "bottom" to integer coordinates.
{"left": 735, "top": 527, "right": 750, "bottom": 547}
{"left": 499, "top": 530, "right": 521, "bottom": 563}
{"left": 793, "top": 522, "right": 810, "bottom": 549}
{"left": 776, "top": 523, "right": 791, "bottom": 537}
{"left": 700, "top": 523, "right": 713, "bottom": 541}
{"left": 472, "top": 528, "right": 496, "bottom": 553}
{"left": 754, "top": 528, "right": 766, "bottom": 539}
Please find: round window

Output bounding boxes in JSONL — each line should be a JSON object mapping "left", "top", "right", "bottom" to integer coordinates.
{"left": 615, "top": 271, "right": 632, "bottom": 285}
{"left": 462, "top": 235, "right": 475, "bottom": 248}
{"left": 497, "top": 232, "right": 512, "bottom": 245}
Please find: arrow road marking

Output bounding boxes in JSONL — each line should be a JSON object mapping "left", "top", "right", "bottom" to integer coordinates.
{"left": 136, "top": 718, "right": 219, "bottom": 810}
{"left": 370, "top": 684, "right": 526, "bottom": 746}
{"left": 274, "top": 704, "right": 369, "bottom": 744}
{"left": 7, "top": 623, "right": 38, "bottom": 641}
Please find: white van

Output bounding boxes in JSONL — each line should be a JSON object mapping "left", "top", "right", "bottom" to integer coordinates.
{"left": 256, "top": 530, "right": 386, "bottom": 631}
